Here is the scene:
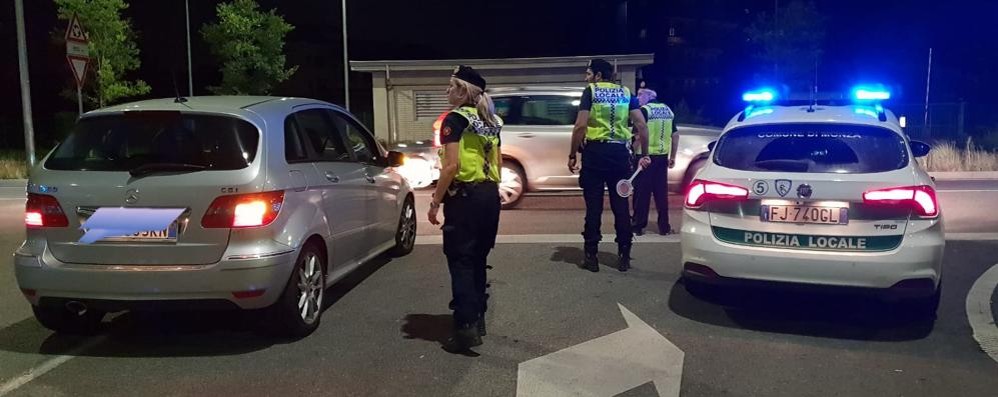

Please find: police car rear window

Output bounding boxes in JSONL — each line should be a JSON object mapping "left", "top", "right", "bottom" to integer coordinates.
{"left": 712, "top": 123, "right": 908, "bottom": 173}
{"left": 45, "top": 112, "right": 259, "bottom": 172}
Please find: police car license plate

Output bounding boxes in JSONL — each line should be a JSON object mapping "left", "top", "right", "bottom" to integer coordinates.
{"left": 761, "top": 205, "right": 847, "bottom": 225}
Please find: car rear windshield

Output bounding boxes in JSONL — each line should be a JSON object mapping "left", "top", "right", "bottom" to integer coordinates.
{"left": 712, "top": 123, "right": 908, "bottom": 173}
{"left": 45, "top": 111, "right": 260, "bottom": 171}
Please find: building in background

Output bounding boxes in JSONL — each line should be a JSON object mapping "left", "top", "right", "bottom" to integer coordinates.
{"left": 350, "top": 54, "right": 653, "bottom": 143}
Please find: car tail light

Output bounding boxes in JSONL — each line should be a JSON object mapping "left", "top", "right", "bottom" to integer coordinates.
{"left": 25, "top": 193, "right": 69, "bottom": 227}
{"left": 432, "top": 112, "right": 447, "bottom": 148}
{"left": 685, "top": 179, "right": 749, "bottom": 209}
{"left": 863, "top": 185, "right": 938, "bottom": 217}
{"left": 201, "top": 191, "right": 285, "bottom": 228}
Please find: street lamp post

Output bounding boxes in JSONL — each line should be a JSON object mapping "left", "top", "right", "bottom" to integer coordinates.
{"left": 15, "top": 0, "right": 37, "bottom": 167}
{"left": 186, "top": 0, "right": 194, "bottom": 96}
{"left": 342, "top": 0, "right": 350, "bottom": 110}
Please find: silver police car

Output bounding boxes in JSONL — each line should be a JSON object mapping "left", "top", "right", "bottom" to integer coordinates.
{"left": 15, "top": 96, "right": 416, "bottom": 338}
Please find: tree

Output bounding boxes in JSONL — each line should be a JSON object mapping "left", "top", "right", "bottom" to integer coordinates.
{"left": 201, "top": 0, "right": 297, "bottom": 95}
{"left": 745, "top": 0, "right": 826, "bottom": 92}
{"left": 55, "top": 0, "right": 151, "bottom": 108}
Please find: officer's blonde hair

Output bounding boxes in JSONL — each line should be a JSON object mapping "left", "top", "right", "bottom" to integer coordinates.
{"left": 452, "top": 78, "right": 499, "bottom": 128}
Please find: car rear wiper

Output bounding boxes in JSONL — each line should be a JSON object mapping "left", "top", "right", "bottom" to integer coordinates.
{"left": 129, "top": 162, "right": 207, "bottom": 177}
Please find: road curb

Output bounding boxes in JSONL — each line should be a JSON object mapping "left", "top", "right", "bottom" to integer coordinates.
{"left": 929, "top": 172, "right": 998, "bottom": 180}
{"left": 0, "top": 180, "right": 26, "bottom": 188}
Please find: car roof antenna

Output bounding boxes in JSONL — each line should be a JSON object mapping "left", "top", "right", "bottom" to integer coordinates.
{"left": 807, "top": 61, "right": 818, "bottom": 112}
{"left": 172, "top": 69, "right": 189, "bottom": 105}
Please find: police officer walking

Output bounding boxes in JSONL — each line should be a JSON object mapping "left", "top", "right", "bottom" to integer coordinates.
{"left": 569, "top": 59, "right": 650, "bottom": 272}
{"left": 632, "top": 86, "right": 679, "bottom": 236}
{"left": 427, "top": 65, "right": 503, "bottom": 352}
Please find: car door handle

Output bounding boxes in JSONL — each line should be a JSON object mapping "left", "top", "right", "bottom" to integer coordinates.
{"left": 325, "top": 172, "right": 340, "bottom": 183}
{"left": 518, "top": 133, "right": 536, "bottom": 139}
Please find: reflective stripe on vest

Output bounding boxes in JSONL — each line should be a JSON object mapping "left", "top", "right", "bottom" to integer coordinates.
{"left": 441, "top": 106, "right": 503, "bottom": 183}
{"left": 586, "top": 82, "right": 632, "bottom": 142}
{"left": 641, "top": 103, "right": 675, "bottom": 155}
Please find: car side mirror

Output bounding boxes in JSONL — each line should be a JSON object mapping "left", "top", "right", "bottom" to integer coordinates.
{"left": 910, "top": 140, "right": 931, "bottom": 158}
{"left": 387, "top": 150, "right": 406, "bottom": 167}
{"left": 707, "top": 141, "right": 716, "bottom": 151}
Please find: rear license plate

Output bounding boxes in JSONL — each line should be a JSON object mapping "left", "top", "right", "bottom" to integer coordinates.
{"left": 761, "top": 205, "right": 848, "bottom": 225}
{"left": 100, "top": 222, "right": 179, "bottom": 242}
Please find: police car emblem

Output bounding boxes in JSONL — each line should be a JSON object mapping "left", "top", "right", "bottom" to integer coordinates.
{"left": 775, "top": 179, "right": 792, "bottom": 197}
{"left": 752, "top": 180, "right": 769, "bottom": 196}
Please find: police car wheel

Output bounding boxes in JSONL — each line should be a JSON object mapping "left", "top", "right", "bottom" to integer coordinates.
{"left": 500, "top": 163, "right": 525, "bottom": 210}
{"left": 390, "top": 196, "right": 417, "bottom": 256}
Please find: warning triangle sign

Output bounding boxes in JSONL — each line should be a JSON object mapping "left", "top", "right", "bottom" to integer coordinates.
{"left": 67, "top": 56, "right": 89, "bottom": 86}
{"left": 65, "top": 14, "right": 88, "bottom": 43}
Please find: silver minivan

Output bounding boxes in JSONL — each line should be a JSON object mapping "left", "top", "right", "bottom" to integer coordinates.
{"left": 15, "top": 96, "right": 416, "bottom": 338}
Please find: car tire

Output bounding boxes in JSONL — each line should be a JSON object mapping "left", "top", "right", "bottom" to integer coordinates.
{"left": 389, "top": 196, "right": 416, "bottom": 257}
{"left": 32, "top": 305, "right": 105, "bottom": 335}
{"left": 682, "top": 159, "right": 707, "bottom": 192}
{"left": 500, "top": 162, "right": 526, "bottom": 210}
{"left": 266, "top": 242, "right": 326, "bottom": 339}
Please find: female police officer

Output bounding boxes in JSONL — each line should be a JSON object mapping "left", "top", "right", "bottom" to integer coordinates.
{"left": 427, "top": 65, "right": 503, "bottom": 352}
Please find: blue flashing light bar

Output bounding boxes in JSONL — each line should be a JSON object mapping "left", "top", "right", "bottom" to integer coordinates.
{"left": 742, "top": 89, "right": 776, "bottom": 103}
{"left": 851, "top": 85, "right": 891, "bottom": 101}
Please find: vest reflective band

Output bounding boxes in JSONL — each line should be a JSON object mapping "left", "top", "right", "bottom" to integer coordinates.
{"left": 586, "top": 82, "right": 632, "bottom": 142}
{"left": 441, "top": 106, "right": 503, "bottom": 183}
{"left": 641, "top": 103, "right": 675, "bottom": 155}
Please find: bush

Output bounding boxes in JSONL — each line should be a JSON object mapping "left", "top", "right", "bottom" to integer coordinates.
{"left": 921, "top": 138, "right": 998, "bottom": 172}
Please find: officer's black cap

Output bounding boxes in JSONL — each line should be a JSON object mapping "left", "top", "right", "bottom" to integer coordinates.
{"left": 452, "top": 65, "right": 487, "bottom": 91}
{"left": 587, "top": 59, "right": 614, "bottom": 79}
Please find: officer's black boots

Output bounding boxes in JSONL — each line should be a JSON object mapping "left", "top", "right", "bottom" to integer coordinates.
{"left": 444, "top": 323, "right": 483, "bottom": 353}
{"left": 618, "top": 245, "right": 632, "bottom": 272}
{"left": 583, "top": 248, "right": 599, "bottom": 272}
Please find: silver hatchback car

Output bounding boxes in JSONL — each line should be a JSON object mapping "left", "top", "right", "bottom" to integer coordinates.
{"left": 15, "top": 96, "right": 417, "bottom": 338}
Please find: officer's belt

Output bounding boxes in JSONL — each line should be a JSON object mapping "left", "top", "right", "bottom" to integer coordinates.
{"left": 585, "top": 139, "right": 628, "bottom": 145}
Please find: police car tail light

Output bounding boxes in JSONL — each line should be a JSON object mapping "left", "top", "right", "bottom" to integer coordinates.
{"left": 202, "top": 191, "right": 285, "bottom": 228}
{"left": 862, "top": 185, "right": 938, "bottom": 217}
{"left": 685, "top": 180, "right": 749, "bottom": 208}
{"left": 25, "top": 193, "right": 69, "bottom": 228}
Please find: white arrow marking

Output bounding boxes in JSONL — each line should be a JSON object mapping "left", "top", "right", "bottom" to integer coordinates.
{"left": 516, "top": 304, "right": 684, "bottom": 397}
{"left": 966, "top": 262, "right": 998, "bottom": 363}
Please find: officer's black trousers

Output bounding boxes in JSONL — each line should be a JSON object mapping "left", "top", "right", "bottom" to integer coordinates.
{"left": 632, "top": 154, "right": 671, "bottom": 233}
{"left": 579, "top": 142, "right": 633, "bottom": 252}
{"left": 442, "top": 182, "right": 500, "bottom": 328}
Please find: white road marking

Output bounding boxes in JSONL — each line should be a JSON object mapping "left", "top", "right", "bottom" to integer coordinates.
{"left": 0, "top": 336, "right": 105, "bottom": 396}
{"left": 965, "top": 263, "right": 998, "bottom": 364}
{"left": 416, "top": 234, "right": 681, "bottom": 245}
{"left": 516, "top": 304, "right": 684, "bottom": 397}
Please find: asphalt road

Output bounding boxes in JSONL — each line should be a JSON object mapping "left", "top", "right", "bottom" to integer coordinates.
{"left": 0, "top": 180, "right": 996, "bottom": 396}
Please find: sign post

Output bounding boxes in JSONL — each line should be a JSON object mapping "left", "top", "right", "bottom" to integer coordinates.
{"left": 65, "top": 14, "right": 90, "bottom": 116}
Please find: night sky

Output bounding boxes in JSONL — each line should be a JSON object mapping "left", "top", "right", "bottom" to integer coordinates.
{"left": 3, "top": 0, "right": 997, "bottom": 147}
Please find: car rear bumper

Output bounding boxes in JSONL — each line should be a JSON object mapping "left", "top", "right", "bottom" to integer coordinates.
{"left": 14, "top": 243, "right": 297, "bottom": 310}
{"left": 679, "top": 212, "right": 944, "bottom": 295}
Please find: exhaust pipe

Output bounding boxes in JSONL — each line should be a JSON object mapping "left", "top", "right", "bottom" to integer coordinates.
{"left": 65, "top": 301, "right": 87, "bottom": 316}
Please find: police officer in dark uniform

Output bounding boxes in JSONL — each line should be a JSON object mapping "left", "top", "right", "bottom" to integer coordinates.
{"left": 427, "top": 65, "right": 503, "bottom": 352}
{"left": 568, "top": 59, "right": 651, "bottom": 272}
{"left": 632, "top": 86, "right": 679, "bottom": 235}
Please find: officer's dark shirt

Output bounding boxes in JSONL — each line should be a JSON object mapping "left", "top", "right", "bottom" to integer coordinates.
{"left": 579, "top": 86, "right": 641, "bottom": 112}
{"left": 440, "top": 111, "right": 502, "bottom": 146}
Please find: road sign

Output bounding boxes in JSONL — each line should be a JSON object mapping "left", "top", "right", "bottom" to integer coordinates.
{"left": 517, "top": 304, "right": 685, "bottom": 397}
{"left": 64, "top": 14, "right": 90, "bottom": 87}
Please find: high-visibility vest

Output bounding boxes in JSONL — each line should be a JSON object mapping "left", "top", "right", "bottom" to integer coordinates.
{"left": 586, "top": 82, "right": 632, "bottom": 142}
{"left": 441, "top": 106, "right": 503, "bottom": 183}
{"left": 640, "top": 102, "right": 675, "bottom": 155}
